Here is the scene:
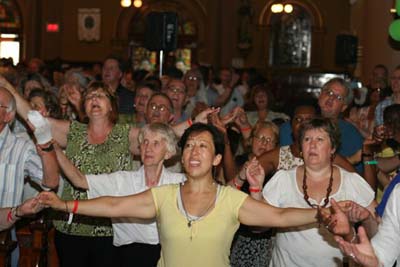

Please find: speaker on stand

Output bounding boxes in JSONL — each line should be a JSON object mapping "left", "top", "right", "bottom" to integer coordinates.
{"left": 145, "top": 12, "right": 178, "bottom": 77}
{"left": 335, "top": 34, "right": 358, "bottom": 65}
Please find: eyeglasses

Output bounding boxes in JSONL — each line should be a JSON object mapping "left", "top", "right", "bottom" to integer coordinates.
{"left": 168, "top": 86, "right": 186, "bottom": 95}
{"left": 85, "top": 92, "right": 109, "bottom": 101}
{"left": 187, "top": 76, "right": 199, "bottom": 81}
{"left": 0, "top": 104, "right": 8, "bottom": 109}
{"left": 323, "top": 89, "right": 345, "bottom": 102}
{"left": 149, "top": 103, "right": 170, "bottom": 113}
{"left": 294, "top": 116, "right": 313, "bottom": 123}
{"left": 253, "top": 135, "right": 276, "bottom": 145}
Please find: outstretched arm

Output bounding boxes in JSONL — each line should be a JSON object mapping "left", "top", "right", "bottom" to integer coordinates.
{"left": 0, "top": 75, "right": 31, "bottom": 121}
{"left": 172, "top": 107, "right": 220, "bottom": 137}
{"left": 0, "top": 198, "right": 43, "bottom": 231}
{"left": 239, "top": 196, "right": 319, "bottom": 227}
{"left": 0, "top": 75, "right": 71, "bottom": 147}
{"left": 39, "top": 190, "right": 156, "bottom": 219}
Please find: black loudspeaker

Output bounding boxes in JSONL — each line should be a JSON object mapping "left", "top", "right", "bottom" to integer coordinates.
{"left": 335, "top": 34, "right": 358, "bottom": 65}
{"left": 145, "top": 12, "right": 178, "bottom": 52}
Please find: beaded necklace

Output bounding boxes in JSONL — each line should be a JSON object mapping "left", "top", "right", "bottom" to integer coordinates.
{"left": 302, "top": 165, "right": 334, "bottom": 208}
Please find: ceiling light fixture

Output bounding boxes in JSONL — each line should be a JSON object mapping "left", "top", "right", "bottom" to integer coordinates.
{"left": 133, "top": 0, "right": 142, "bottom": 8}
{"left": 271, "top": 4, "right": 284, "bottom": 13}
{"left": 120, "top": 0, "right": 131, "bottom": 8}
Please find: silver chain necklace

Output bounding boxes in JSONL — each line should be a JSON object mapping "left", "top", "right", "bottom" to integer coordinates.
{"left": 179, "top": 184, "right": 217, "bottom": 229}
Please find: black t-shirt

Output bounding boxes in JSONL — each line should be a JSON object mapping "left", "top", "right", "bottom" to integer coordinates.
{"left": 116, "top": 84, "right": 135, "bottom": 114}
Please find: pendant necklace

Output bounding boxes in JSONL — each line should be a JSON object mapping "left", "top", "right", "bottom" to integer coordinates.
{"left": 179, "top": 183, "right": 217, "bottom": 238}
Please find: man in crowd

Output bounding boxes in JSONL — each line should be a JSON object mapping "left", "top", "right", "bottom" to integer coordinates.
{"left": 0, "top": 87, "right": 59, "bottom": 266}
{"left": 102, "top": 56, "right": 135, "bottom": 123}
{"left": 279, "top": 77, "right": 364, "bottom": 172}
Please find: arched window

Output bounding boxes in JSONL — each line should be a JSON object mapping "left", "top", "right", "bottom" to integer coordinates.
{"left": 269, "top": 4, "right": 312, "bottom": 67}
{"left": 0, "top": 0, "right": 21, "bottom": 64}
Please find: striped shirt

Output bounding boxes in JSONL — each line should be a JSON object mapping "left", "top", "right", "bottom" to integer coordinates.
{"left": 0, "top": 125, "right": 43, "bottom": 207}
{"left": 375, "top": 97, "right": 394, "bottom": 126}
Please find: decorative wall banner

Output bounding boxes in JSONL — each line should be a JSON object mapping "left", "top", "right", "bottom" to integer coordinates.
{"left": 78, "top": 8, "right": 101, "bottom": 42}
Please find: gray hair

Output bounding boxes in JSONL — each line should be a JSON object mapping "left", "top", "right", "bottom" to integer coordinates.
{"left": 322, "top": 77, "right": 353, "bottom": 105}
{"left": 138, "top": 122, "right": 178, "bottom": 155}
{"left": 64, "top": 69, "right": 89, "bottom": 89}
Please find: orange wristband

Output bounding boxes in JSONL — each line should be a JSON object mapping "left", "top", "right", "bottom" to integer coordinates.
{"left": 241, "top": 126, "right": 251, "bottom": 132}
{"left": 72, "top": 200, "right": 79, "bottom": 214}
{"left": 249, "top": 187, "right": 261, "bottom": 193}
{"left": 187, "top": 119, "right": 193, "bottom": 126}
{"left": 234, "top": 180, "right": 242, "bottom": 190}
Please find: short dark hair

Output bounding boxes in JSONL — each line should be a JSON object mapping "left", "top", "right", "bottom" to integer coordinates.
{"left": 298, "top": 117, "right": 341, "bottom": 152}
{"left": 178, "top": 123, "right": 225, "bottom": 156}
{"left": 374, "top": 64, "right": 388, "bottom": 77}
{"left": 103, "top": 55, "right": 125, "bottom": 72}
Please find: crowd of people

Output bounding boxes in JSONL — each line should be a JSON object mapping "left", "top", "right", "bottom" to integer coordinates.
{"left": 2, "top": 56, "right": 400, "bottom": 267}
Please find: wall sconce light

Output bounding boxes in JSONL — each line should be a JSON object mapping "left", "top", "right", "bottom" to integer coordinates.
{"left": 284, "top": 4, "right": 293, "bottom": 13}
{"left": 271, "top": 4, "right": 284, "bottom": 13}
{"left": 120, "top": 0, "right": 131, "bottom": 8}
{"left": 271, "top": 3, "right": 293, "bottom": 13}
{"left": 133, "top": 0, "right": 143, "bottom": 8}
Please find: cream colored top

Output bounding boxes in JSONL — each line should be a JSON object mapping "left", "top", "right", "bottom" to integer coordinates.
{"left": 151, "top": 184, "right": 248, "bottom": 267}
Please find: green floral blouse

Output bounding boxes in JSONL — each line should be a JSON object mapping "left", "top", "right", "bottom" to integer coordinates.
{"left": 53, "top": 121, "right": 133, "bottom": 236}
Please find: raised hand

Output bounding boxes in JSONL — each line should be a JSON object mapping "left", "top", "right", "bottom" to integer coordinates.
{"left": 372, "top": 125, "right": 390, "bottom": 143}
{"left": 208, "top": 112, "right": 227, "bottom": 135}
{"left": 246, "top": 158, "right": 265, "bottom": 189}
{"left": 27, "top": 110, "right": 52, "bottom": 144}
{"left": 220, "top": 110, "right": 236, "bottom": 125}
{"left": 65, "top": 83, "right": 83, "bottom": 109}
{"left": 194, "top": 107, "right": 220, "bottom": 124}
{"left": 335, "top": 226, "right": 380, "bottom": 267}
{"left": 0, "top": 74, "right": 14, "bottom": 91}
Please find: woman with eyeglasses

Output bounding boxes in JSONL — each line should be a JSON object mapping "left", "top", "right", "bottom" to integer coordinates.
{"left": 183, "top": 69, "right": 209, "bottom": 118}
{"left": 227, "top": 121, "right": 280, "bottom": 267}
